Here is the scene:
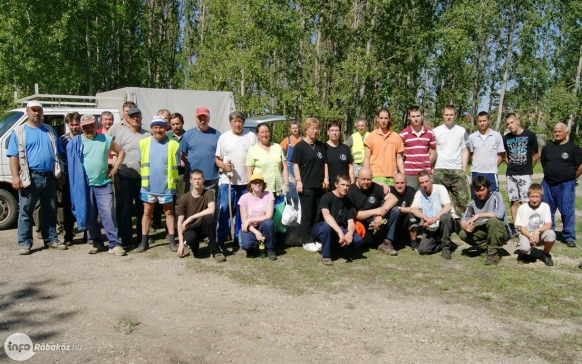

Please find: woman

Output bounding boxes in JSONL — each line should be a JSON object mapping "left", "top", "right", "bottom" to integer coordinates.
{"left": 245, "top": 123, "right": 289, "bottom": 194}
{"left": 324, "top": 121, "right": 354, "bottom": 185}
{"left": 238, "top": 174, "right": 277, "bottom": 260}
{"left": 291, "top": 118, "right": 328, "bottom": 252}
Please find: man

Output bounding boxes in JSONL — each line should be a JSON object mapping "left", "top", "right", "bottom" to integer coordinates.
{"left": 399, "top": 106, "right": 437, "bottom": 190}
{"left": 180, "top": 107, "right": 221, "bottom": 200}
{"left": 503, "top": 113, "right": 539, "bottom": 237}
{"left": 468, "top": 111, "right": 505, "bottom": 198}
{"left": 151, "top": 108, "right": 172, "bottom": 230}
{"left": 67, "top": 115, "right": 127, "bottom": 256}
{"left": 215, "top": 111, "right": 257, "bottom": 250}
{"left": 459, "top": 176, "right": 509, "bottom": 265}
{"left": 346, "top": 166, "right": 399, "bottom": 256}
{"left": 279, "top": 120, "right": 302, "bottom": 178}
{"left": 107, "top": 101, "right": 137, "bottom": 138}
{"left": 344, "top": 118, "right": 369, "bottom": 177}
{"left": 136, "top": 116, "right": 180, "bottom": 253}
{"left": 113, "top": 107, "right": 151, "bottom": 247}
{"left": 157, "top": 108, "right": 171, "bottom": 129}
{"left": 97, "top": 111, "right": 114, "bottom": 134}
{"left": 363, "top": 109, "right": 405, "bottom": 189}
{"left": 58, "top": 112, "right": 82, "bottom": 245}
{"left": 410, "top": 171, "right": 455, "bottom": 259}
{"left": 314, "top": 174, "right": 364, "bottom": 266}
{"left": 176, "top": 169, "right": 224, "bottom": 262}
{"left": 388, "top": 173, "right": 420, "bottom": 250}
{"left": 167, "top": 112, "right": 187, "bottom": 199}
{"left": 7, "top": 101, "right": 67, "bottom": 255}
{"left": 540, "top": 122, "right": 582, "bottom": 248}
{"left": 433, "top": 105, "right": 470, "bottom": 218}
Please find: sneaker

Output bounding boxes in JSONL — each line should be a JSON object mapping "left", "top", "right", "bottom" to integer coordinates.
{"left": 135, "top": 240, "right": 149, "bottom": 253}
{"left": 484, "top": 253, "right": 500, "bottom": 265}
{"left": 378, "top": 240, "right": 398, "bottom": 256}
{"left": 267, "top": 249, "right": 277, "bottom": 261}
{"left": 47, "top": 240, "right": 68, "bottom": 250}
{"left": 64, "top": 239, "right": 74, "bottom": 246}
{"left": 168, "top": 240, "right": 178, "bottom": 252}
{"left": 409, "top": 240, "right": 420, "bottom": 251}
{"left": 88, "top": 243, "right": 106, "bottom": 254}
{"left": 321, "top": 257, "right": 333, "bottom": 266}
{"left": 566, "top": 240, "right": 577, "bottom": 248}
{"left": 213, "top": 252, "right": 226, "bottom": 262}
{"left": 510, "top": 229, "right": 520, "bottom": 239}
{"left": 108, "top": 246, "right": 127, "bottom": 256}
{"left": 441, "top": 249, "right": 452, "bottom": 260}
{"left": 542, "top": 254, "right": 554, "bottom": 267}
{"left": 19, "top": 247, "right": 31, "bottom": 255}
{"left": 303, "top": 243, "right": 319, "bottom": 252}
{"left": 314, "top": 242, "right": 322, "bottom": 250}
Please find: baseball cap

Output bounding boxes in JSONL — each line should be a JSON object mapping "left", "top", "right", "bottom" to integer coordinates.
{"left": 127, "top": 107, "right": 141, "bottom": 116}
{"left": 150, "top": 116, "right": 167, "bottom": 128}
{"left": 195, "top": 107, "right": 210, "bottom": 117}
{"left": 26, "top": 100, "right": 43, "bottom": 109}
{"left": 248, "top": 174, "right": 264, "bottom": 185}
{"left": 80, "top": 114, "right": 96, "bottom": 126}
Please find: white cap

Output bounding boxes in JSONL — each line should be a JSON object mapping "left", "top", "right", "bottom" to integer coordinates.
{"left": 26, "top": 100, "right": 43, "bottom": 109}
{"left": 150, "top": 115, "right": 167, "bottom": 127}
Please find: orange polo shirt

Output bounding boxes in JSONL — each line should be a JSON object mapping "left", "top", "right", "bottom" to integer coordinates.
{"left": 364, "top": 129, "right": 404, "bottom": 178}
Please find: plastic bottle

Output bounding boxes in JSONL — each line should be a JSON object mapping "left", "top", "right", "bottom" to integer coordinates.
{"left": 259, "top": 241, "right": 266, "bottom": 258}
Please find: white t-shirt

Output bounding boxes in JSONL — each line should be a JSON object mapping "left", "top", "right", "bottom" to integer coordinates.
{"left": 216, "top": 130, "right": 258, "bottom": 185}
{"left": 411, "top": 184, "right": 451, "bottom": 217}
{"left": 434, "top": 124, "right": 469, "bottom": 170}
{"left": 514, "top": 202, "right": 552, "bottom": 232}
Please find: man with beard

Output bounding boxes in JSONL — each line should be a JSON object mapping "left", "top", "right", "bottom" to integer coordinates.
{"left": 136, "top": 116, "right": 180, "bottom": 253}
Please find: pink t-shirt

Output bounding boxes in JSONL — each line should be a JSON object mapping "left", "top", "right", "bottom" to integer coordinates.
{"left": 238, "top": 191, "right": 275, "bottom": 226}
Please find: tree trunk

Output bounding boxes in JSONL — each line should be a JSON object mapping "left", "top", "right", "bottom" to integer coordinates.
{"left": 568, "top": 43, "right": 582, "bottom": 134}
{"left": 494, "top": 13, "right": 516, "bottom": 131}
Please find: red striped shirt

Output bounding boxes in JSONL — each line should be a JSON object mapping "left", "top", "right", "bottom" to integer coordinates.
{"left": 399, "top": 125, "right": 436, "bottom": 175}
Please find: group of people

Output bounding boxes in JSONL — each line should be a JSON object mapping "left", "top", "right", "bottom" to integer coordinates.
{"left": 8, "top": 101, "right": 582, "bottom": 267}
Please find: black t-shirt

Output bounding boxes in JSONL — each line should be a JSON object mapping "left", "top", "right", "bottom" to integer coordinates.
{"left": 316, "top": 191, "right": 354, "bottom": 228}
{"left": 503, "top": 130, "right": 538, "bottom": 176}
{"left": 388, "top": 185, "right": 416, "bottom": 208}
{"left": 324, "top": 143, "right": 353, "bottom": 185}
{"left": 541, "top": 141, "right": 582, "bottom": 185}
{"left": 291, "top": 140, "right": 326, "bottom": 188}
{"left": 346, "top": 183, "right": 385, "bottom": 212}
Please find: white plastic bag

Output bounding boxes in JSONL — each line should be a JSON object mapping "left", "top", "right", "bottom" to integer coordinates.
{"left": 282, "top": 197, "right": 298, "bottom": 226}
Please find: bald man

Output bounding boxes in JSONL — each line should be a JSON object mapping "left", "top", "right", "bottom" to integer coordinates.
{"left": 540, "top": 122, "right": 582, "bottom": 248}
{"left": 345, "top": 166, "right": 399, "bottom": 255}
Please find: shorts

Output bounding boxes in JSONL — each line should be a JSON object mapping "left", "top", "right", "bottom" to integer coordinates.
{"left": 140, "top": 193, "right": 174, "bottom": 204}
{"left": 506, "top": 175, "right": 532, "bottom": 202}
{"left": 372, "top": 176, "right": 394, "bottom": 186}
{"left": 517, "top": 230, "right": 557, "bottom": 253}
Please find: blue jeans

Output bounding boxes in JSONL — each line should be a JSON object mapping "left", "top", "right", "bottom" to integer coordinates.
{"left": 314, "top": 222, "right": 364, "bottom": 259}
{"left": 86, "top": 184, "right": 121, "bottom": 248}
{"left": 240, "top": 219, "right": 275, "bottom": 250}
{"left": 217, "top": 183, "right": 247, "bottom": 245}
{"left": 18, "top": 172, "right": 58, "bottom": 248}
{"left": 118, "top": 175, "right": 143, "bottom": 242}
{"left": 386, "top": 207, "right": 401, "bottom": 242}
{"left": 542, "top": 179, "right": 576, "bottom": 241}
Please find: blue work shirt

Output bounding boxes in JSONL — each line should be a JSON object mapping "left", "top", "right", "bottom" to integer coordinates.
{"left": 6, "top": 124, "right": 63, "bottom": 172}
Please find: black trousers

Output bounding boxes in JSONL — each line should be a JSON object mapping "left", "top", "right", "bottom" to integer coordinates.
{"left": 183, "top": 214, "right": 218, "bottom": 254}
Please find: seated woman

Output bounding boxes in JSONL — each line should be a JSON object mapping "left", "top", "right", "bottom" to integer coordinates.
{"left": 238, "top": 174, "right": 277, "bottom": 260}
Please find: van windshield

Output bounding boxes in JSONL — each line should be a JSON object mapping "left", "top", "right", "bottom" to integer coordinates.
{"left": 0, "top": 111, "right": 24, "bottom": 139}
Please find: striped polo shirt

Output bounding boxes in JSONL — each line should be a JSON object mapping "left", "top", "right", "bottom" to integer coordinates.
{"left": 399, "top": 125, "right": 436, "bottom": 176}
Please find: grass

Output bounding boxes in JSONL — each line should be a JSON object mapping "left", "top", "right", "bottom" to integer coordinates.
{"left": 116, "top": 317, "right": 140, "bottom": 335}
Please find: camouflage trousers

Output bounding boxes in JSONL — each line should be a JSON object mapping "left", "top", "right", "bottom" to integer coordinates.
{"left": 433, "top": 169, "right": 469, "bottom": 218}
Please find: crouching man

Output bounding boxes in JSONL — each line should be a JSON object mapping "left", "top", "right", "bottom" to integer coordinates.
{"left": 410, "top": 171, "right": 455, "bottom": 259}
{"left": 346, "top": 166, "right": 399, "bottom": 256}
{"left": 314, "top": 174, "right": 364, "bottom": 266}
{"left": 176, "top": 169, "right": 225, "bottom": 262}
{"left": 389, "top": 173, "right": 420, "bottom": 250}
{"left": 515, "top": 183, "right": 555, "bottom": 266}
{"left": 458, "top": 176, "right": 509, "bottom": 265}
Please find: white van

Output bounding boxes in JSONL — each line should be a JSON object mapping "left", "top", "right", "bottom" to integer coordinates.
{"left": 0, "top": 106, "right": 121, "bottom": 229}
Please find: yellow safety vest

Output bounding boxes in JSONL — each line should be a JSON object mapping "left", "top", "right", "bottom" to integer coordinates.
{"left": 351, "top": 131, "right": 369, "bottom": 164}
{"left": 139, "top": 136, "right": 180, "bottom": 190}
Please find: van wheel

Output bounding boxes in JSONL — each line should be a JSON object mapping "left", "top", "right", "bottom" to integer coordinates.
{"left": 0, "top": 189, "right": 18, "bottom": 230}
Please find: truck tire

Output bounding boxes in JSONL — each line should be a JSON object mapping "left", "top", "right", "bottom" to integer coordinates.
{"left": 0, "top": 189, "right": 18, "bottom": 230}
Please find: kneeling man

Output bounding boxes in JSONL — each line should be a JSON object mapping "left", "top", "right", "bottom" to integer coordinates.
{"left": 314, "top": 174, "right": 364, "bottom": 266}
{"left": 410, "top": 171, "right": 455, "bottom": 259}
{"left": 459, "top": 176, "right": 509, "bottom": 265}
